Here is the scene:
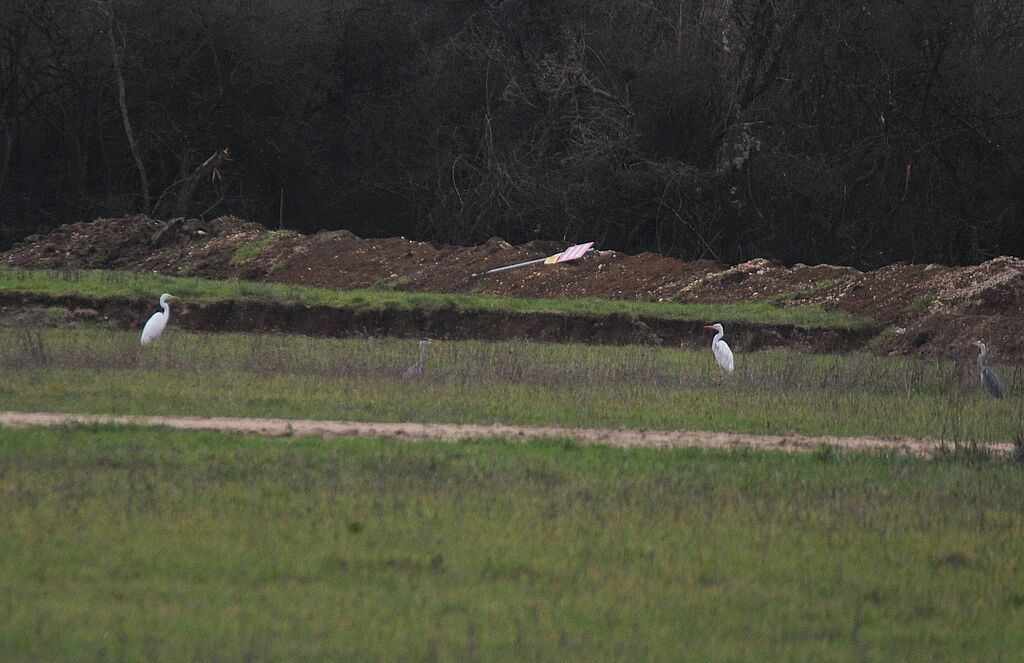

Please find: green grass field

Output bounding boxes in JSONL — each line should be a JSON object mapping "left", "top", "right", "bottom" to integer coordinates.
{"left": 0, "top": 327, "right": 1019, "bottom": 444}
{"left": 0, "top": 265, "right": 872, "bottom": 329}
{"left": 1, "top": 426, "right": 1023, "bottom": 661}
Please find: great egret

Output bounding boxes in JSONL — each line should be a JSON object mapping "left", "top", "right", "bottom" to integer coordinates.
{"left": 703, "top": 323, "right": 734, "bottom": 373}
{"left": 140, "top": 293, "right": 181, "bottom": 345}
{"left": 973, "top": 340, "right": 1004, "bottom": 399}
{"left": 404, "top": 338, "right": 435, "bottom": 378}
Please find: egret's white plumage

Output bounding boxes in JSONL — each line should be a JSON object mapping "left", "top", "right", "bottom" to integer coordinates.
{"left": 140, "top": 293, "right": 180, "bottom": 345}
{"left": 704, "top": 323, "right": 734, "bottom": 373}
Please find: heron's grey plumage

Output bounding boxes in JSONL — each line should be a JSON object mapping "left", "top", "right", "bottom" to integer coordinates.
{"left": 404, "top": 339, "right": 432, "bottom": 379}
{"left": 974, "top": 341, "right": 1005, "bottom": 399}
{"left": 981, "top": 367, "right": 1004, "bottom": 399}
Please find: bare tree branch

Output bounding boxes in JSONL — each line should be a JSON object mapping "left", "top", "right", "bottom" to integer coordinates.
{"left": 100, "top": 1, "right": 150, "bottom": 215}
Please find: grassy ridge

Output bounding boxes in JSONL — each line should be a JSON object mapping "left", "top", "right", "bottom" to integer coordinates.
{"left": 2, "top": 426, "right": 1023, "bottom": 660}
{"left": 0, "top": 328, "right": 1017, "bottom": 443}
{"left": 0, "top": 265, "right": 872, "bottom": 328}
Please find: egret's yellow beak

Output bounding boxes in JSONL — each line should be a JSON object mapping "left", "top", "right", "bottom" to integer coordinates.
{"left": 168, "top": 296, "right": 181, "bottom": 303}
{"left": 703, "top": 325, "right": 715, "bottom": 331}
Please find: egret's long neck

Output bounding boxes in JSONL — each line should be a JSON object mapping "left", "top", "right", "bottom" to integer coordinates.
{"left": 418, "top": 344, "right": 428, "bottom": 366}
{"left": 977, "top": 347, "right": 986, "bottom": 370}
{"left": 162, "top": 301, "right": 171, "bottom": 319}
{"left": 713, "top": 329, "right": 724, "bottom": 345}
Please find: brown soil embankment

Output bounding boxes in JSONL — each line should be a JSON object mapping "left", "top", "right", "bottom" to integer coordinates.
{"left": 0, "top": 291, "right": 877, "bottom": 351}
{"left": 5, "top": 216, "right": 1023, "bottom": 359}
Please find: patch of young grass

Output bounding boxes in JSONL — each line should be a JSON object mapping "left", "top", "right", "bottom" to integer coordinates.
{"left": 866, "top": 324, "right": 898, "bottom": 349}
{"left": 372, "top": 275, "right": 413, "bottom": 290}
{"left": 910, "top": 294, "right": 935, "bottom": 312}
{"left": 1, "top": 426, "right": 1023, "bottom": 660}
{"left": 0, "top": 265, "right": 874, "bottom": 329}
{"left": 228, "top": 231, "right": 284, "bottom": 266}
{"left": 0, "top": 328, "right": 1014, "bottom": 443}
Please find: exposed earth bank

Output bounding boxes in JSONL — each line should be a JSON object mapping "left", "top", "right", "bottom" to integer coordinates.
{"left": 5, "top": 215, "right": 1023, "bottom": 360}
{"left": 0, "top": 291, "right": 877, "bottom": 353}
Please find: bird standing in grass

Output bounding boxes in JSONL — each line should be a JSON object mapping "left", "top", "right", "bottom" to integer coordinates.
{"left": 973, "top": 340, "right": 1004, "bottom": 399}
{"left": 404, "top": 338, "right": 435, "bottom": 378}
{"left": 140, "top": 293, "right": 180, "bottom": 345}
{"left": 704, "top": 323, "right": 734, "bottom": 373}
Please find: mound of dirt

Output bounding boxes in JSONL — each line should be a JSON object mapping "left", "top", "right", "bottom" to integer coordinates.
{"left": 5, "top": 215, "right": 1023, "bottom": 361}
{"left": 675, "top": 258, "right": 860, "bottom": 303}
{"left": 1, "top": 215, "right": 741, "bottom": 300}
{"left": 9, "top": 215, "right": 268, "bottom": 273}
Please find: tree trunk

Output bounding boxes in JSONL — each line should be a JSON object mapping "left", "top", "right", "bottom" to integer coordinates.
{"left": 0, "top": 126, "right": 12, "bottom": 197}
{"left": 106, "top": 4, "right": 150, "bottom": 215}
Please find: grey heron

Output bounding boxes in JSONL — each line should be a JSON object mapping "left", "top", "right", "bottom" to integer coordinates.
{"left": 973, "top": 340, "right": 1004, "bottom": 399}
{"left": 404, "top": 338, "right": 435, "bottom": 378}
{"left": 703, "top": 323, "right": 734, "bottom": 373}
{"left": 140, "top": 293, "right": 180, "bottom": 345}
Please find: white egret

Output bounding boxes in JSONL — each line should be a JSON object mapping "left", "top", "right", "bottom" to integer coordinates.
{"left": 140, "top": 293, "right": 181, "bottom": 345}
{"left": 404, "top": 338, "right": 435, "bottom": 378}
{"left": 703, "top": 323, "right": 734, "bottom": 373}
{"left": 973, "top": 340, "right": 1004, "bottom": 399}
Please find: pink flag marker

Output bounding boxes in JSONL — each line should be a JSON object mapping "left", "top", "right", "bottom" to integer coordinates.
{"left": 471, "top": 242, "right": 597, "bottom": 277}
{"left": 556, "top": 242, "right": 594, "bottom": 263}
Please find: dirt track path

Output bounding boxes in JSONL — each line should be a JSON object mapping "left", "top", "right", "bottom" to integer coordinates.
{"left": 0, "top": 411, "right": 1009, "bottom": 457}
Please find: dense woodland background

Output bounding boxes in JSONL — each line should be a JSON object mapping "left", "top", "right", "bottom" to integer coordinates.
{"left": 2, "top": 0, "right": 1023, "bottom": 266}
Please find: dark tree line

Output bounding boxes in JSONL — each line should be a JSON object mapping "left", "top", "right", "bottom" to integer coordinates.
{"left": 3, "top": 0, "right": 1023, "bottom": 266}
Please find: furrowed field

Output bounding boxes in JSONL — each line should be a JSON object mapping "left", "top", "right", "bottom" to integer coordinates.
{"left": 2, "top": 426, "right": 1024, "bottom": 661}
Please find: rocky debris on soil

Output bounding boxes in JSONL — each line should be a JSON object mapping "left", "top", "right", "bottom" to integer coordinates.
{"left": 676, "top": 258, "right": 859, "bottom": 303}
{"left": 4, "top": 215, "right": 1024, "bottom": 360}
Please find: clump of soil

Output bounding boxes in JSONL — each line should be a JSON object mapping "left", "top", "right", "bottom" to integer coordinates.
{"left": 5, "top": 215, "right": 1024, "bottom": 360}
